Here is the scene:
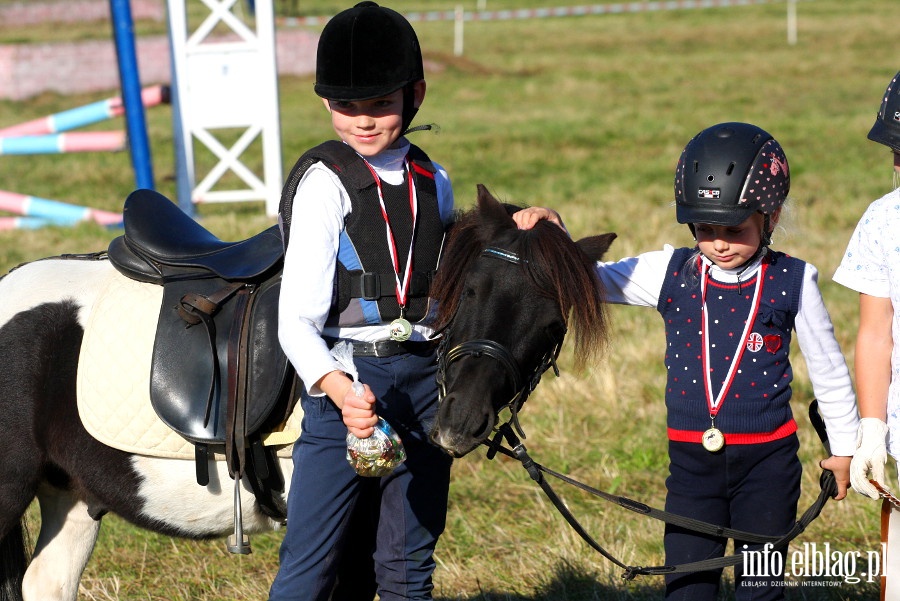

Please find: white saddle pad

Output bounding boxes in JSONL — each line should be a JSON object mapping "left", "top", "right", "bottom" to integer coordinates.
{"left": 77, "top": 266, "right": 300, "bottom": 459}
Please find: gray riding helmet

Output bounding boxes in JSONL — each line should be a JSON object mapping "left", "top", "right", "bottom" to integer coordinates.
{"left": 868, "top": 71, "right": 900, "bottom": 153}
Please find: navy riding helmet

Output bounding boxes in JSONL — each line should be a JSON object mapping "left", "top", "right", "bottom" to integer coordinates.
{"left": 674, "top": 122, "right": 790, "bottom": 244}
{"left": 868, "top": 71, "right": 900, "bottom": 153}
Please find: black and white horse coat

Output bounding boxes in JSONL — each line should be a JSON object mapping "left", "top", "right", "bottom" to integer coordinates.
{"left": 0, "top": 257, "right": 294, "bottom": 601}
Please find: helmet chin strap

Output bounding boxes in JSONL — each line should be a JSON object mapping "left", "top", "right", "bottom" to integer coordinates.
{"left": 401, "top": 85, "right": 421, "bottom": 135}
{"left": 403, "top": 122, "right": 433, "bottom": 135}
{"left": 761, "top": 213, "right": 773, "bottom": 247}
{"left": 400, "top": 84, "right": 439, "bottom": 136}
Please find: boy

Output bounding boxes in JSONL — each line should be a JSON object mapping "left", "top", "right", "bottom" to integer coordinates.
{"left": 269, "top": 4, "right": 454, "bottom": 599}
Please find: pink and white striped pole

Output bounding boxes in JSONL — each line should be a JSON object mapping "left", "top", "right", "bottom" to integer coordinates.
{"left": 0, "top": 131, "right": 126, "bottom": 155}
{"left": 0, "top": 216, "right": 53, "bottom": 231}
{"left": 0, "top": 85, "right": 168, "bottom": 137}
{"left": 0, "top": 190, "right": 123, "bottom": 227}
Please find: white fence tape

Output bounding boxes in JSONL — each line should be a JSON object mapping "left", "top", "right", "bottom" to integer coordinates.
{"left": 282, "top": 0, "right": 795, "bottom": 27}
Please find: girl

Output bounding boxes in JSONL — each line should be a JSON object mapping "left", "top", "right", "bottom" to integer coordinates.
{"left": 836, "top": 70, "right": 900, "bottom": 499}
{"left": 517, "top": 122, "right": 858, "bottom": 600}
{"left": 834, "top": 70, "right": 900, "bottom": 596}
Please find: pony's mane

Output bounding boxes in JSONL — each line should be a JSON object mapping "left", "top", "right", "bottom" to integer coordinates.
{"left": 431, "top": 203, "right": 608, "bottom": 368}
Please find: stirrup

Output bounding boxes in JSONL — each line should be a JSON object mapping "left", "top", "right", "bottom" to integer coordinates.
{"left": 226, "top": 476, "right": 252, "bottom": 554}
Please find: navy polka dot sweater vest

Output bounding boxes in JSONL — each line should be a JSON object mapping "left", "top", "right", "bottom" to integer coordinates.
{"left": 656, "top": 248, "right": 805, "bottom": 443}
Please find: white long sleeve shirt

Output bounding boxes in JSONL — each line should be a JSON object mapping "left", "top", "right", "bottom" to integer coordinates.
{"left": 278, "top": 140, "right": 454, "bottom": 395}
{"left": 597, "top": 245, "right": 859, "bottom": 456}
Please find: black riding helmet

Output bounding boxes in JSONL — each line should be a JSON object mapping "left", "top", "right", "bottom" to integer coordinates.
{"left": 674, "top": 122, "right": 790, "bottom": 244}
{"left": 315, "top": 2, "right": 424, "bottom": 131}
{"left": 868, "top": 71, "right": 900, "bottom": 153}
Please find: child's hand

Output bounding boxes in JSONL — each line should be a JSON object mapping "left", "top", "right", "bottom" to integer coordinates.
{"left": 820, "top": 455, "right": 851, "bottom": 500}
{"left": 513, "top": 207, "right": 568, "bottom": 233}
{"left": 341, "top": 381, "right": 378, "bottom": 438}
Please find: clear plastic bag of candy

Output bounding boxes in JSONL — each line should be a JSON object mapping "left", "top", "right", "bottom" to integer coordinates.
{"left": 332, "top": 342, "right": 406, "bottom": 477}
{"left": 345, "top": 398, "right": 406, "bottom": 477}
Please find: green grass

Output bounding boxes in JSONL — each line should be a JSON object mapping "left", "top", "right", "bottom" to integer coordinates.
{"left": 3, "top": 0, "right": 896, "bottom": 598}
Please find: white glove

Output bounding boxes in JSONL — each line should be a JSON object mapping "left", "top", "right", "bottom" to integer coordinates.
{"left": 850, "top": 417, "right": 889, "bottom": 500}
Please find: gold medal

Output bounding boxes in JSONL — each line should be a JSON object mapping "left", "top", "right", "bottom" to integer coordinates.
{"left": 389, "top": 317, "right": 412, "bottom": 341}
{"left": 702, "top": 427, "right": 725, "bottom": 452}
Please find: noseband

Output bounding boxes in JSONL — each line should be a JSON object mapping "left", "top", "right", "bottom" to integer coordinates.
{"left": 436, "top": 246, "right": 566, "bottom": 439}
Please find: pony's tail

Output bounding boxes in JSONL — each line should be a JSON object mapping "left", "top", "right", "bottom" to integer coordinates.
{"left": 0, "top": 520, "right": 28, "bottom": 601}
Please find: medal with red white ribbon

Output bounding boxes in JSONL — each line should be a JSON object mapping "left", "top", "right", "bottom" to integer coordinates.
{"left": 363, "top": 158, "right": 417, "bottom": 341}
{"left": 699, "top": 258, "right": 768, "bottom": 452}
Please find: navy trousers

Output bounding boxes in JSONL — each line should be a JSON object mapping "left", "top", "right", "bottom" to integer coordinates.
{"left": 664, "top": 434, "right": 801, "bottom": 601}
{"left": 269, "top": 350, "right": 452, "bottom": 601}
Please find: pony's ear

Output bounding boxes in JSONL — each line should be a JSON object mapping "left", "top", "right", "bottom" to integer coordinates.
{"left": 476, "top": 184, "right": 517, "bottom": 234}
{"left": 576, "top": 233, "right": 617, "bottom": 262}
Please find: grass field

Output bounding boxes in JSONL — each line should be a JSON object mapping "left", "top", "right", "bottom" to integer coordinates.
{"left": 1, "top": 0, "right": 897, "bottom": 599}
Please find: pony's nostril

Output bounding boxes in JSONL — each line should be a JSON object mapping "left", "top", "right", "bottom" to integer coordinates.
{"left": 473, "top": 410, "right": 494, "bottom": 441}
{"left": 438, "top": 393, "right": 455, "bottom": 415}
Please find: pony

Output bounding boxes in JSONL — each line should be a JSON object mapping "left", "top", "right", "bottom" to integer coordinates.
{"left": 0, "top": 185, "right": 614, "bottom": 601}
{"left": 429, "top": 185, "right": 616, "bottom": 457}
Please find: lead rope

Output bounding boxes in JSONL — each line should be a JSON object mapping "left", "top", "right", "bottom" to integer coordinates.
{"left": 485, "top": 400, "right": 838, "bottom": 580}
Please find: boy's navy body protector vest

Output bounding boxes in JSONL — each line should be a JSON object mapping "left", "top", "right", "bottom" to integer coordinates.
{"left": 657, "top": 247, "right": 805, "bottom": 441}
{"left": 279, "top": 140, "right": 444, "bottom": 327}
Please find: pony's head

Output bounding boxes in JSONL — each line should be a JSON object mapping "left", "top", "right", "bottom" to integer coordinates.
{"left": 429, "top": 185, "right": 615, "bottom": 457}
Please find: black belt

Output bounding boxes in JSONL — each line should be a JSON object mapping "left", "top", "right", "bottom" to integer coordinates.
{"left": 324, "top": 337, "right": 436, "bottom": 358}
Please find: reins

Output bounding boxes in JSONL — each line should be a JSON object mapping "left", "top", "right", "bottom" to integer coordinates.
{"left": 482, "top": 401, "right": 839, "bottom": 580}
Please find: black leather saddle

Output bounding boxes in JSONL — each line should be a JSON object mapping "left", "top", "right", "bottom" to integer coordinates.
{"left": 107, "top": 190, "right": 295, "bottom": 522}
{"left": 108, "top": 188, "right": 284, "bottom": 284}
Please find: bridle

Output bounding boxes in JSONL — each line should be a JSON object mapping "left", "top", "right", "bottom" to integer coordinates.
{"left": 435, "top": 246, "right": 566, "bottom": 439}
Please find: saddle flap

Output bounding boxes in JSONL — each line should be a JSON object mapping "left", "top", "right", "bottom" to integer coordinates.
{"left": 150, "top": 273, "right": 294, "bottom": 445}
